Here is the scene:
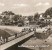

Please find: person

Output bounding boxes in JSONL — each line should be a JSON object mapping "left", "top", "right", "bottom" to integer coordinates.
{"left": 15, "top": 33, "right": 17, "bottom": 38}
{"left": 34, "top": 28, "right": 36, "bottom": 37}
{"left": 0, "top": 36, "right": 4, "bottom": 44}
{"left": 0, "top": 39, "right": 2, "bottom": 45}
{"left": 0, "top": 36, "right": 3, "bottom": 41}
{"left": 5, "top": 36, "right": 8, "bottom": 42}
{"left": 29, "top": 28, "right": 31, "bottom": 32}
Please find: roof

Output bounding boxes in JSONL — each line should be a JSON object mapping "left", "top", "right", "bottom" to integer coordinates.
{"left": 4, "top": 29, "right": 17, "bottom": 35}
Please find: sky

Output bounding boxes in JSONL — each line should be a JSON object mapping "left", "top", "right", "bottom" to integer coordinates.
{"left": 0, "top": 0, "right": 52, "bottom": 16}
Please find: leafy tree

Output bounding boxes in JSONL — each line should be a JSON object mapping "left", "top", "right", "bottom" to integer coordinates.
{"left": 44, "top": 7, "right": 52, "bottom": 17}
{"left": 34, "top": 13, "right": 40, "bottom": 21}
{"left": 1, "top": 11, "right": 15, "bottom": 25}
{"left": 28, "top": 16, "right": 33, "bottom": 22}
{"left": 12, "top": 15, "right": 19, "bottom": 21}
{"left": 1, "top": 11, "right": 15, "bottom": 15}
{"left": 8, "top": 11, "right": 15, "bottom": 15}
{"left": 1, "top": 11, "right": 8, "bottom": 15}
{"left": 12, "top": 14, "right": 22, "bottom": 21}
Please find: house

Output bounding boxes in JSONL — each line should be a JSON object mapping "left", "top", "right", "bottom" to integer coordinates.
{"left": 39, "top": 14, "right": 44, "bottom": 21}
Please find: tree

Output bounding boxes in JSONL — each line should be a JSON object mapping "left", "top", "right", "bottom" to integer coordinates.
{"left": 1, "top": 11, "right": 15, "bottom": 25}
{"left": 17, "top": 15, "right": 24, "bottom": 26}
{"left": 34, "top": 13, "right": 40, "bottom": 21}
{"left": 12, "top": 14, "right": 22, "bottom": 21}
{"left": 13, "top": 15, "right": 19, "bottom": 21}
{"left": 44, "top": 7, "right": 52, "bottom": 17}
{"left": 8, "top": 11, "right": 15, "bottom": 15}
{"left": 1, "top": 11, "right": 8, "bottom": 15}
{"left": 1, "top": 11, "right": 15, "bottom": 15}
{"left": 12, "top": 14, "right": 24, "bottom": 25}
{"left": 28, "top": 16, "right": 33, "bottom": 22}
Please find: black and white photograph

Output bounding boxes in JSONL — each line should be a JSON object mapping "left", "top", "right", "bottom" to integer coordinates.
{"left": 0, "top": 0, "right": 52, "bottom": 50}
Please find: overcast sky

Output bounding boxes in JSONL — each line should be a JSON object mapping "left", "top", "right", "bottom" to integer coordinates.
{"left": 0, "top": 0, "right": 52, "bottom": 16}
